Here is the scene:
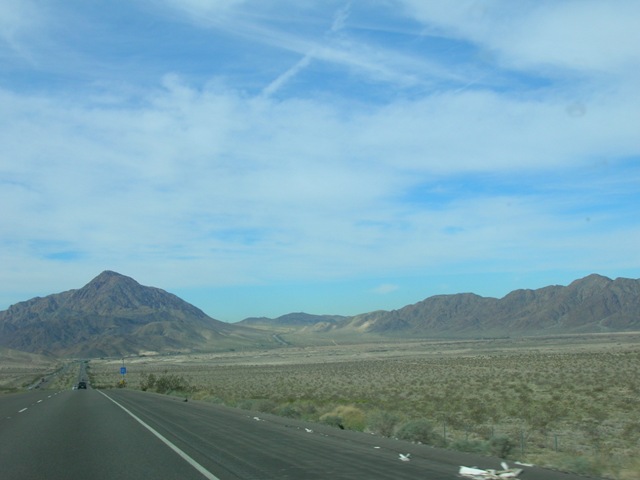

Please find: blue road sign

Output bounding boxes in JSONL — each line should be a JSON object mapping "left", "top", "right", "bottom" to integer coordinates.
{"left": 120, "top": 367, "right": 127, "bottom": 375}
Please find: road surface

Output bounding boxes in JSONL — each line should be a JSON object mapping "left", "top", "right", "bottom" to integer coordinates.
{"left": 0, "top": 387, "right": 594, "bottom": 479}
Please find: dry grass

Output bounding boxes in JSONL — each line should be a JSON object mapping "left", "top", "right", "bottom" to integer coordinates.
{"left": 88, "top": 333, "right": 640, "bottom": 479}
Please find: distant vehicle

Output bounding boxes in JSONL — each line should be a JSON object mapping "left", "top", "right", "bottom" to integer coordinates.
{"left": 77, "top": 381, "right": 87, "bottom": 389}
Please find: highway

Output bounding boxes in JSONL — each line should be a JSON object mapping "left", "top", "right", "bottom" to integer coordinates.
{"left": 0, "top": 387, "right": 592, "bottom": 480}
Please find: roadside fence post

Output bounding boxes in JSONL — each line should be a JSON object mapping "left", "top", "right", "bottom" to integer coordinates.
{"left": 443, "top": 419, "right": 447, "bottom": 446}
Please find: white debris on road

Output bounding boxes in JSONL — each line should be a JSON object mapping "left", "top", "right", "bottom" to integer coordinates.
{"left": 458, "top": 462, "right": 523, "bottom": 479}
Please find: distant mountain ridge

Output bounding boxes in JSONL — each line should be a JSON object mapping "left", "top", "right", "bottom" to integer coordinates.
{"left": 241, "top": 312, "right": 347, "bottom": 327}
{"left": 242, "top": 274, "right": 640, "bottom": 336}
{"left": 2, "top": 272, "right": 639, "bottom": 358}
{"left": 0, "top": 271, "right": 266, "bottom": 357}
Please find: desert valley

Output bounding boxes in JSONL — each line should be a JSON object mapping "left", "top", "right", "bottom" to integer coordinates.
{"left": 1, "top": 271, "right": 639, "bottom": 479}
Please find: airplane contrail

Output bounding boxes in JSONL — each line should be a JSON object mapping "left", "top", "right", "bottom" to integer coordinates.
{"left": 261, "top": 2, "right": 351, "bottom": 98}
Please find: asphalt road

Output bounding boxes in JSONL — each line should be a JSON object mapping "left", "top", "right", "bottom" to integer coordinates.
{"left": 0, "top": 388, "right": 594, "bottom": 480}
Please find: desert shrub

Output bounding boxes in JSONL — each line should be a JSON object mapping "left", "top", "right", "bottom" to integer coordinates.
{"left": 489, "top": 434, "right": 515, "bottom": 458}
{"left": 192, "top": 391, "right": 225, "bottom": 405}
{"left": 366, "top": 410, "right": 400, "bottom": 437}
{"left": 618, "top": 457, "right": 640, "bottom": 480}
{"left": 140, "top": 373, "right": 156, "bottom": 391}
{"left": 236, "top": 399, "right": 255, "bottom": 410}
{"left": 277, "top": 404, "right": 300, "bottom": 418}
{"left": 396, "top": 419, "right": 440, "bottom": 445}
{"left": 253, "top": 399, "right": 278, "bottom": 413}
{"left": 451, "top": 439, "right": 489, "bottom": 454}
{"left": 320, "top": 413, "right": 344, "bottom": 428}
{"left": 320, "top": 405, "right": 366, "bottom": 431}
{"left": 334, "top": 405, "right": 366, "bottom": 431}
{"left": 621, "top": 421, "right": 640, "bottom": 442}
{"left": 154, "top": 374, "right": 190, "bottom": 394}
{"left": 296, "top": 401, "right": 318, "bottom": 416}
{"left": 203, "top": 395, "right": 225, "bottom": 404}
{"left": 237, "top": 398, "right": 277, "bottom": 413}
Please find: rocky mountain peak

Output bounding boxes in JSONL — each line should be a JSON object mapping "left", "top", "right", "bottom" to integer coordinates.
{"left": 67, "top": 271, "right": 182, "bottom": 315}
{"left": 74, "top": 270, "right": 139, "bottom": 296}
{"left": 0, "top": 271, "right": 265, "bottom": 357}
{"left": 89, "top": 270, "right": 131, "bottom": 286}
{"left": 568, "top": 273, "right": 612, "bottom": 289}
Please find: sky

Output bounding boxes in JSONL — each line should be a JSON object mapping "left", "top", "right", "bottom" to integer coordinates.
{"left": 1, "top": 1, "right": 639, "bottom": 322}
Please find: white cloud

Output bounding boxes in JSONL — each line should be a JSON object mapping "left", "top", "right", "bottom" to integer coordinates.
{"left": 2, "top": 68, "right": 638, "bottom": 290}
{"left": 373, "top": 283, "right": 399, "bottom": 294}
{"left": 397, "top": 0, "right": 640, "bottom": 74}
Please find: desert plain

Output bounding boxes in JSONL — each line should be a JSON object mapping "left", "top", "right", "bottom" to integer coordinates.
{"left": 69, "top": 332, "right": 640, "bottom": 479}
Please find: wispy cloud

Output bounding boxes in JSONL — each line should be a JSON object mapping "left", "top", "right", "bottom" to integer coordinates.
{"left": 398, "top": 0, "right": 640, "bottom": 74}
{"left": 0, "top": 1, "right": 46, "bottom": 65}
{"left": 373, "top": 284, "right": 399, "bottom": 295}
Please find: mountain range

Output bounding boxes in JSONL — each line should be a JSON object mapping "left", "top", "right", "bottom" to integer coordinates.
{"left": 1, "top": 271, "right": 639, "bottom": 357}
{"left": 238, "top": 274, "right": 640, "bottom": 336}
{"left": 342, "top": 274, "right": 640, "bottom": 335}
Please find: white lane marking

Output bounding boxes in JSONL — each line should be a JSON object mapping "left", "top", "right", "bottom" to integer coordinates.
{"left": 97, "top": 390, "right": 220, "bottom": 480}
{"left": 18, "top": 408, "right": 27, "bottom": 413}
{"left": 37, "top": 400, "right": 43, "bottom": 403}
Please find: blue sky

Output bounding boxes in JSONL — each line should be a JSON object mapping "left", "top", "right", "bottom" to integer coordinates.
{"left": 1, "top": 1, "right": 639, "bottom": 322}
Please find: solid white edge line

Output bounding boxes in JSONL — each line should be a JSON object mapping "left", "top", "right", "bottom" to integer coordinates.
{"left": 97, "top": 390, "right": 220, "bottom": 480}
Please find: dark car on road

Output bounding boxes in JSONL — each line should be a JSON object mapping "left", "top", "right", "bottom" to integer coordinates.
{"left": 77, "top": 381, "right": 87, "bottom": 389}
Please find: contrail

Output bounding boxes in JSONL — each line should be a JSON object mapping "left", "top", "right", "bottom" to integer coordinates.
{"left": 261, "top": 2, "right": 351, "bottom": 98}
{"left": 262, "top": 54, "right": 313, "bottom": 97}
